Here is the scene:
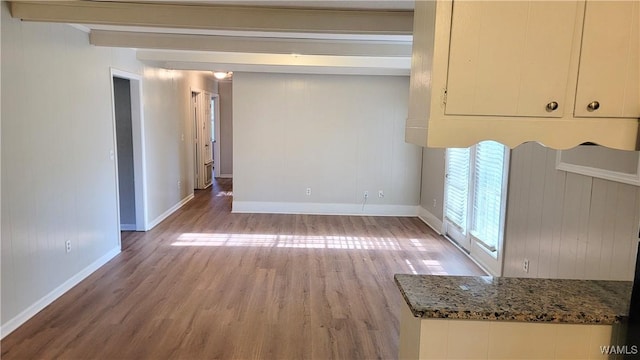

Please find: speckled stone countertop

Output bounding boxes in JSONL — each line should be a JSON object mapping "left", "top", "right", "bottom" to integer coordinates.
{"left": 394, "top": 274, "right": 632, "bottom": 324}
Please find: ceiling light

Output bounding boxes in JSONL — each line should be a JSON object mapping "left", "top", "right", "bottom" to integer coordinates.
{"left": 213, "top": 71, "right": 232, "bottom": 80}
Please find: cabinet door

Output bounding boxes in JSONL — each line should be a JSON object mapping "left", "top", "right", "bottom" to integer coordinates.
{"left": 574, "top": 1, "right": 639, "bottom": 118}
{"left": 445, "top": 1, "right": 579, "bottom": 118}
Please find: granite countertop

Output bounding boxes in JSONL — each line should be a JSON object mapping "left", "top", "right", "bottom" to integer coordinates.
{"left": 394, "top": 274, "right": 632, "bottom": 324}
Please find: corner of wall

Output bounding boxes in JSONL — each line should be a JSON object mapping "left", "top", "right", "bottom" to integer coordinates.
{"left": 417, "top": 206, "right": 444, "bottom": 235}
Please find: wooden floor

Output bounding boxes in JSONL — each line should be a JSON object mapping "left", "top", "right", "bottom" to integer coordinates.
{"left": 1, "top": 178, "right": 484, "bottom": 360}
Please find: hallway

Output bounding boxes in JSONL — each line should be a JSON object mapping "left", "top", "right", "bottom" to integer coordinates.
{"left": 2, "top": 178, "right": 484, "bottom": 359}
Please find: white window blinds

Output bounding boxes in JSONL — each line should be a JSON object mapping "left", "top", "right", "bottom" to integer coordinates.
{"left": 470, "top": 141, "right": 506, "bottom": 250}
{"left": 445, "top": 147, "right": 470, "bottom": 233}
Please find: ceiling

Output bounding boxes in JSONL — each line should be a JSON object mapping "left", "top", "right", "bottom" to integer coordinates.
{"left": 10, "top": 0, "right": 415, "bottom": 76}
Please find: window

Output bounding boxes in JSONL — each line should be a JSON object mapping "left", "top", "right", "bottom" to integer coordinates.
{"left": 444, "top": 147, "right": 470, "bottom": 234}
{"left": 470, "top": 141, "right": 506, "bottom": 251}
{"left": 444, "top": 141, "right": 509, "bottom": 275}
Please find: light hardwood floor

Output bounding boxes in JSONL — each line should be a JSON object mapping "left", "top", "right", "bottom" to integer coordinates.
{"left": 1, "top": 178, "right": 485, "bottom": 359}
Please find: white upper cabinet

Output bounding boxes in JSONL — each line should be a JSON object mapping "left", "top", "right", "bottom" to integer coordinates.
{"left": 407, "top": 0, "right": 640, "bottom": 151}
{"left": 574, "top": 1, "right": 639, "bottom": 119}
{"left": 446, "top": 1, "right": 578, "bottom": 118}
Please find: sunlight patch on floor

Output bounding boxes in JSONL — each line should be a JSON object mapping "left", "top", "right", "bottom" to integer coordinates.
{"left": 404, "top": 259, "right": 418, "bottom": 275}
{"left": 172, "top": 232, "right": 433, "bottom": 251}
{"left": 423, "top": 259, "right": 448, "bottom": 275}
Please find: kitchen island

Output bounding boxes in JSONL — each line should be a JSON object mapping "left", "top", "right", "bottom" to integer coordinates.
{"left": 395, "top": 274, "right": 633, "bottom": 359}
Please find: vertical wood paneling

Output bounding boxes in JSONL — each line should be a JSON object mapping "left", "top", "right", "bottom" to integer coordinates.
{"left": 611, "top": 184, "right": 637, "bottom": 278}
{"left": 574, "top": 175, "right": 593, "bottom": 277}
{"left": 2, "top": 4, "right": 217, "bottom": 331}
{"left": 233, "top": 73, "right": 421, "bottom": 207}
{"left": 598, "top": 181, "right": 619, "bottom": 278}
{"left": 557, "top": 173, "right": 583, "bottom": 278}
{"left": 523, "top": 145, "right": 547, "bottom": 277}
{"left": 584, "top": 179, "right": 608, "bottom": 279}
{"left": 545, "top": 152, "right": 567, "bottom": 278}
{"left": 537, "top": 149, "right": 562, "bottom": 278}
{"left": 504, "top": 142, "right": 640, "bottom": 281}
{"left": 1, "top": 5, "right": 128, "bottom": 324}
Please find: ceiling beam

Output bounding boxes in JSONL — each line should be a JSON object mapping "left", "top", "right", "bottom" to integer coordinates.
{"left": 9, "top": 1, "right": 413, "bottom": 35}
{"left": 136, "top": 50, "right": 411, "bottom": 76}
{"left": 90, "top": 30, "right": 412, "bottom": 57}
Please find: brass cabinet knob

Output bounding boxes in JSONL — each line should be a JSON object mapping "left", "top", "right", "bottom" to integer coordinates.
{"left": 545, "top": 101, "right": 559, "bottom": 112}
{"left": 587, "top": 101, "right": 600, "bottom": 112}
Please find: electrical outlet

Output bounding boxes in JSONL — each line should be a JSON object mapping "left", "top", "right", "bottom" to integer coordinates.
{"left": 65, "top": 240, "right": 71, "bottom": 253}
{"left": 364, "top": 191, "right": 369, "bottom": 199}
{"left": 523, "top": 259, "right": 529, "bottom": 273}
{"left": 433, "top": 199, "right": 437, "bottom": 208}
{"left": 306, "top": 187, "right": 312, "bottom": 196}
{"left": 378, "top": 190, "right": 384, "bottom": 198}
{"left": 177, "top": 180, "right": 181, "bottom": 189}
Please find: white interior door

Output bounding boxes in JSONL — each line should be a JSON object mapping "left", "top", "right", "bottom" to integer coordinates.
{"left": 193, "top": 90, "right": 214, "bottom": 189}
{"left": 203, "top": 92, "right": 213, "bottom": 165}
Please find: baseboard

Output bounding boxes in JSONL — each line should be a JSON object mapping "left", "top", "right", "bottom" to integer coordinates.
{"left": 232, "top": 201, "right": 419, "bottom": 217}
{"left": 441, "top": 235, "right": 493, "bottom": 276}
{"left": 146, "top": 193, "right": 195, "bottom": 230}
{"left": 1, "top": 246, "right": 121, "bottom": 339}
{"left": 217, "top": 174, "right": 233, "bottom": 179}
{"left": 120, "top": 224, "right": 136, "bottom": 231}
{"left": 417, "top": 206, "right": 445, "bottom": 235}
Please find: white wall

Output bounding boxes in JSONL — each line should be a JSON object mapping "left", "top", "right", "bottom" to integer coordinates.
{"left": 502, "top": 142, "right": 640, "bottom": 281}
{"left": 1, "top": 4, "right": 215, "bottom": 336}
{"left": 232, "top": 72, "right": 422, "bottom": 215}
{"left": 124, "top": 69, "right": 216, "bottom": 228}
{"left": 418, "top": 147, "right": 446, "bottom": 232}
{"left": 1, "top": 4, "right": 139, "bottom": 334}
{"left": 141, "top": 68, "right": 189, "bottom": 225}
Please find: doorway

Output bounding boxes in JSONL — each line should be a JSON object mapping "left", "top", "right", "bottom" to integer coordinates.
{"left": 114, "top": 77, "right": 136, "bottom": 230}
{"left": 111, "top": 69, "right": 147, "bottom": 235}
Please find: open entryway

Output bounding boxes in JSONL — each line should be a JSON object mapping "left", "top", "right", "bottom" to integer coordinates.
{"left": 111, "top": 68, "right": 147, "bottom": 235}
{"left": 444, "top": 141, "right": 510, "bottom": 275}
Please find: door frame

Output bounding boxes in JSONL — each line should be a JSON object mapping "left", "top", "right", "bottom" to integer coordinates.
{"left": 211, "top": 94, "right": 221, "bottom": 178}
{"left": 110, "top": 68, "right": 148, "bottom": 234}
{"left": 192, "top": 90, "right": 200, "bottom": 189}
